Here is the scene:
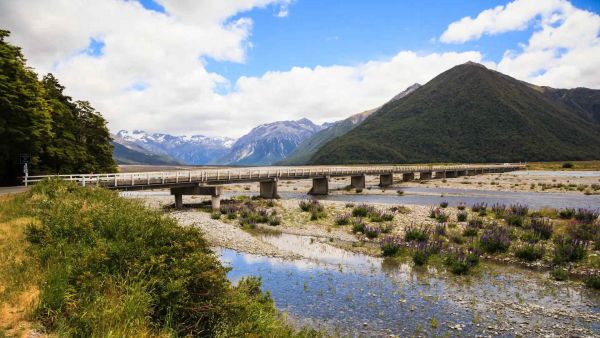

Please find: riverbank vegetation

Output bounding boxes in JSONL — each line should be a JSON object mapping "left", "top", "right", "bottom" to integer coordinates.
{"left": 526, "top": 161, "right": 600, "bottom": 171}
{"left": 0, "top": 180, "right": 320, "bottom": 337}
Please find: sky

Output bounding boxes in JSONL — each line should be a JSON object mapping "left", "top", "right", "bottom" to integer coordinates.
{"left": 1, "top": 0, "right": 599, "bottom": 138}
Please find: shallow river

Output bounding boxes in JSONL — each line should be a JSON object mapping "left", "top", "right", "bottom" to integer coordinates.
{"left": 218, "top": 232, "right": 600, "bottom": 337}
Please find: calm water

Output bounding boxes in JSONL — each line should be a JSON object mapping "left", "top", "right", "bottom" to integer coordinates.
{"left": 218, "top": 233, "right": 600, "bottom": 337}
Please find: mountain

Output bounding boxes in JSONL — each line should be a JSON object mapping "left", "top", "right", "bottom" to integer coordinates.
{"left": 111, "top": 140, "right": 181, "bottom": 165}
{"left": 280, "top": 84, "right": 421, "bottom": 165}
{"left": 309, "top": 62, "right": 600, "bottom": 164}
{"left": 218, "top": 118, "right": 323, "bottom": 165}
{"left": 540, "top": 87, "right": 600, "bottom": 125}
{"left": 115, "top": 130, "right": 234, "bottom": 165}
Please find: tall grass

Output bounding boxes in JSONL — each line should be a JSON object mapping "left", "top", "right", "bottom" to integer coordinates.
{"left": 4, "top": 179, "right": 319, "bottom": 337}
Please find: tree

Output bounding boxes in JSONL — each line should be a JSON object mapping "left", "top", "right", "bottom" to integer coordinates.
{"left": 0, "top": 29, "right": 52, "bottom": 185}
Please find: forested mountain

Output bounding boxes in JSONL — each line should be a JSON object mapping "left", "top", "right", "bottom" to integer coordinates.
{"left": 540, "top": 87, "right": 600, "bottom": 125}
{"left": 309, "top": 62, "right": 600, "bottom": 164}
{"left": 0, "top": 30, "right": 115, "bottom": 184}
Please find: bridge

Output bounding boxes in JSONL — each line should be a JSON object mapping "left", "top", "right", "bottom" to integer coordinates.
{"left": 26, "top": 163, "right": 525, "bottom": 210}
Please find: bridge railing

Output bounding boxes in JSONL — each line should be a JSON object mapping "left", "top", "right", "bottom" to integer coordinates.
{"left": 25, "top": 163, "right": 526, "bottom": 188}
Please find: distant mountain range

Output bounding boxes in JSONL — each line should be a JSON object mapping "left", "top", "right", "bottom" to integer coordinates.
{"left": 309, "top": 62, "right": 600, "bottom": 164}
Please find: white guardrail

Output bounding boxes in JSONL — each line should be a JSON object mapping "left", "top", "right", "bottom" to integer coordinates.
{"left": 24, "top": 164, "right": 526, "bottom": 188}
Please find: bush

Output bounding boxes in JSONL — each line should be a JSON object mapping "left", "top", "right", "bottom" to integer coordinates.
{"left": 471, "top": 202, "right": 487, "bottom": 213}
{"left": 574, "top": 208, "right": 599, "bottom": 223}
{"left": 352, "top": 204, "right": 373, "bottom": 217}
{"left": 436, "top": 212, "right": 449, "bottom": 223}
{"left": 509, "top": 204, "right": 529, "bottom": 217}
{"left": 505, "top": 214, "right": 524, "bottom": 227}
{"left": 211, "top": 211, "right": 222, "bottom": 219}
{"left": 568, "top": 222, "right": 599, "bottom": 241}
{"left": 585, "top": 275, "right": 600, "bottom": 289}
{"left": 351, "top": 218, "right": 366, "bottom": 233}
{"left": 479, "top": 226, "right": 511, "bottom": 253}
{"left": 435, "top": 223, "right": 446, "bottom": 236}
{"left": 531, "top": 218, "right": 553, "bottom": 240}
{"left": 380, "top": 236, "right": 403, "bottom": 257}
{"left": 463, "top": 225, "right": 479, "bottom": 237}
{"left": 514, "top": 244, "right": 545, "bottom": 261}
{"left": 520, "top": 231, "right": 541, "bottom": 243}
{"left": 558, "top": 208, "right": 575, "bottom": 219}
{"left": 445, "top": 249, "right": 480, "bottom": 275}
{"left": 550, "top": 268, "right": 569, "bottom": 281}
{"left": 21, "top": 179, "right": 307, "bottom": 337}
{"left": 268, "top": 215, "right": 282, "bottom": 226}
{"left": 457, "top": 211, "right": 468, "bottom": 222}
{"left": 439, "top": 201, "right": 449, "bottom": 208}
{"left": 334, "top": 213, "right": 351, "bottom": 226}
{"left": 364, "top": 226, "right": 381, "bottom": 239}
{"left": 553, "top": 236, "right": 587, "bottom": 264}
{"left": 456, "top": 203, "right": 466, "bottom": 211}
{"left": 404, "top": 224, "right": 430, "bottom": 242}
{"left": 562, "top": 162, "right": 574, "bottom": 169}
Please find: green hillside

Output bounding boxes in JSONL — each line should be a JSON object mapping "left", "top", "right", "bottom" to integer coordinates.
{"left": 309, "top": 62, "right": 600, "bottom": 164}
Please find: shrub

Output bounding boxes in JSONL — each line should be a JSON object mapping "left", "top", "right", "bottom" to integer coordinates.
{"left": 568, "top": 222, "right": 599, "bottom": 241}
{"left": 467, "top": 218, "right": 484, "bottom": 229}
{"left": 211, "top": 212, "right": 222, "bottom": 219}
{"left": 380, "top": 223, "right": 393, "bottom": 234}
{"left": 550, "top": 268, "right": 569, "bottom": 281}
{"left": 435, "top": 223, "right": 446, "bottom": 236}
{"left": 478, "top": 209, "right": 488, "bottom": 217}
{"left": 404, "top": 224, "right": 430, "bottom": 242}
{"left": 479, "top": 226, "right": 511, "bottom": 253}
{"left": 456, "top": 203, "right": 466, "bottom": 211}
{"left": 520, "top": 231, "right": 541, "bottom": 243}
{"left": 334, "top": 213, "right": 351, "bottom": 226}
{"left": 345, "top": 203, "right": 355, "bottom": 208}
{"left": 457, "top": 211, "right": 468, "bottom": 222}
{"left": 352, "top": 204, "right": 373, "bottom": 217}
{"left": 439, "top": 201, "right": 449, "bottom": 208}
{"left": 445, "top": 249, "right": 480, "bottom": 275}
{"left": 585, "top": 275, "right": 600, "bottom": 289}
{"left": 463, "top": 225, "right": 479, "bottom": 237}
{"left": 491, "top": 203, "right": 506, "bottom": 218}
{"left": 509, "top": 204, "right": 529, "bottom": 217}
{"left": 268, "top": 214, "right": 282, "bottom": 226}
{"left": 505, "top": 214, "right": 524, "bottom": 227}
{"left": 389, "top": 205, "right": 411, "bottom": 214}
{"left": 531, "top": 218, "right": 553, "bottom": 240}
{"left": 553, "top": 236, "right": 587, "bottom": 264}
{"left": 380, "top": 236, "right": 403, "bottom": 256}
{"left": 351, "top": 218, "right": 366, "bottom": 233}
{"left": 411, "top": 241, "right": 442, "bottom": 266}
{"left": 514, "top": 244, "right": 545, "bottom": 261}
{"left": 471, "top": 202, "right": 487, "bottom": 213}
{"left": 396, "top": 189, "right": 404, "bottom": 195}
{"left": 227, "top": 211, "right": 237, "bottom": 220}
{"left": 562, "top": 162, "right": 574, "bottom": 169}
{"left": 364, "top": 226, "right": 381, "bottom": 239}
{"left": 428, "top": 207, "right": 439, "bottom": 219}
{"left": 574, "top": 208, "right": 599, "bottom": 223}
{"left": 299, "top": 200, "right": 311, "bottom": 211}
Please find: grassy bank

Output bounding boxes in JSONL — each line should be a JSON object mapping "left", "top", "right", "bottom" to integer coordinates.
{"left": 0, "top": 180, "right": 320, "bottom": 337}
{"left": 526, "top": 160, "right": 600, "bottom": 171}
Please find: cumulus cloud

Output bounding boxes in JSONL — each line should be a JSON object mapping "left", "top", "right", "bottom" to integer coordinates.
{"left": 441, "top": 0, "right": 600, "bottom": 88}
{"left": 1, "top": 0, "right": 598, "bottom": 138}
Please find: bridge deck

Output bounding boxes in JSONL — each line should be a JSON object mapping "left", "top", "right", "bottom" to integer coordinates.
{"left": 26, "top": 164, "right": 525, "bottom": 190}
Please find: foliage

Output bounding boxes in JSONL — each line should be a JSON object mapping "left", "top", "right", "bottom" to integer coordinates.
{"left": 334, "top": 213, "right": 351, "bottom": 226}
{"left": 16, "top": 179, "right": 314, "bottom": 337}
{"left": 550, "top": 268, "right": 569, "bottom": 281}
{"left": 584, "top": 275, "right": 600, "bottom": 289}
{"left": 404, "top": 224, "right": 430, "bottom": 242}
{"left": 457, "top": 211, "right": 468, "bottom": 222}
{"left": 364, "top": 225, "right": 381, "bottom": 239}
{"left": 531, "top": 218, "right": 553, "bottom": 240}
{"left": 380, "top": 236, "right": 403, "bottom": 257}
{"left": 351, "top": 218, "right": 366, "bottom": 233}
{"left": 439, "top": 201, "right": 448, "bottom": 208}
{"left": 0, "top": 31, "right": 116, "bottom": 184}
{"left": 444, "top": 249, "right": 480, "bottom": 275}
{"left": 553, "top": 236, "right": 587, "bottom": 264}
{"left": 558, "top": 208, "right": 575, "bottom": 219}
{"left": 574, "top": 208, "right": 599, "bottom": 223}
{"left": 514, "top": 244, "right": 545, "bottom": 261}
{"left": 479, "top": 226, "right": 512, "bottom": 253}
{"left": 352, "top": 204, "right": 374, "bottom": 217}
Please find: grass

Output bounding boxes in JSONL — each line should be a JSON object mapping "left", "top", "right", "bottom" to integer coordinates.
{"left": 526, "top": 160, "right": 600, "bottom": 171}
{"left": 0, "top": 180, "right": 320, "bottom": 338}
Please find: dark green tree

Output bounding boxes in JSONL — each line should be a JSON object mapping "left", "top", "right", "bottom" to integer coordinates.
{"left": 0, "top": 29, "right": 52, "bottom": 184}
{"left": 76, "top": 100, "right": 116, "bottom": 173}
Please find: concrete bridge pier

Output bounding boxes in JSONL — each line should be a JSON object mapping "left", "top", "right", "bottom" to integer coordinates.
{"left": 445, "top": 171, "right": 458, "bottom": 178}
{"left": 457, "top": 170, "right": 468, "bottom": 176}
{"left": 379, "top": 173, "right": 393, "bottom": 187}
{"left": 434, "top": 171, "right": 446, "bottom": 179}
{"left": 350, "top": 175, "right": 365, "bottom": 189}
{"left": 402, "top": 173, "right": 414, "bottom": 181}
{"left": 259, "top": 179, "right": 278, "bottom": 199}
{"left": 420, "top": 172, "right": 432, "bottom": 180}
{"left": 309, "top": 177, "right": 329, "bottom": 195}
{"left": 171, "top": 185, "right": 222, "bottom": 210}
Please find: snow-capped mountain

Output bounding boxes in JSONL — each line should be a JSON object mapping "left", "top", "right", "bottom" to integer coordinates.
{"left": 115, "top": 130, "right": 235, "bottom": 165}
{"left": 217, "top": 118, "right": 324, "bottom": 165}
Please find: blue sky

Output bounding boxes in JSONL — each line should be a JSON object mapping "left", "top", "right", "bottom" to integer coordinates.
{"left": 196, "top": 0, "right": 600, "bottom": 84}
{"left": 4, "top": 0, "right": 600, "bottom": 136}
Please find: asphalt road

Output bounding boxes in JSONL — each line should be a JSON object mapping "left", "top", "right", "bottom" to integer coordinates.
{"left": 0, "top": 186, "right": 30, "bottom": 196}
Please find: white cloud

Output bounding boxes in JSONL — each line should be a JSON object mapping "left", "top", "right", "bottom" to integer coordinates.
{"left": 439, "top": 0, "right": 571, "bottom": 44}
{"left": 1, "top": 0, "right": 598, "bottom": 139}
{"left": 441, "top": 0, "right": 600, "bottom": 88}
